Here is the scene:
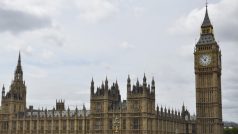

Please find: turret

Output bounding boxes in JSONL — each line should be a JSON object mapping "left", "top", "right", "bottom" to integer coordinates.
{"left": 91, "top": 78, "right": 94, "bottom": 96}
{"left": 182, "top": 103, "right": 185, "bottom": 113}
{"left": 1, "top": 84, "right": 5, "bottom": 98}
{"left": 105, "top": 76, "right": 108, "bottom": 90}
{"left": 136, "top": 78, "right": 139, "bottom": 87}
{"left": 143, "top": 73, "right": 147, "bottom": 87}
{"left": 127, "top": 75, "right": 131, "bottom": 93}
{"left": 14, "top": 52, "right": 23, "bottom": 81}
{"left": 151, "top": 77, "right": 155, "bottom": 93}
{"left": 56, "top": 99, "right": 65, "bottom": 111}
{"left": 104, "top": 77, "right": 109, "bottom": 97}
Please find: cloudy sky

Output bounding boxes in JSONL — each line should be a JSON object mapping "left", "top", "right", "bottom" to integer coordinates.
{"left": 0, "top": 0, "right": 237, "bottom": 122}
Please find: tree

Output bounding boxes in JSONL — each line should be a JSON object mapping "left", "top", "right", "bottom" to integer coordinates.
{"left": 224, "top": 127, "right": 238, "bottom": 134}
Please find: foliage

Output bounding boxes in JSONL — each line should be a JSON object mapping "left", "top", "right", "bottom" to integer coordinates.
{"left": 224, "top": 127, "right": 238, "bottom": 134}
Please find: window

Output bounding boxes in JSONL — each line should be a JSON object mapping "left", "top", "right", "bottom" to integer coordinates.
{"left": 109, "top": 119, "right": 112, "bottom": 129}
{"left": 63, "top": 120, "right": 66, "bottom": 130}
{"left": 123, "top": 119, "right": 126, "bottom": 129}
{"left": 95, "top": 119, "right": 101, "bottom": 129}
{"left": 96, "top": 102, "right": 102, "bottom": 112}
{"left": 70, "top": 120, "right": 74, "bottom": 130}
{"left": 133, "top": 118, "right": 139, "bottom": 129}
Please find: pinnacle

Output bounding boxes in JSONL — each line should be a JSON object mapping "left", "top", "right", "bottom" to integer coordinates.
{"left": 201, "top": 5, "right": 212, "bottom": 27}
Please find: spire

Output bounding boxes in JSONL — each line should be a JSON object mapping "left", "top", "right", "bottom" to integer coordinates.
{"left": 143, "top": 73, "right": 147, "bottom": 86}
{"left": 127, "top": 75, "right": 131, "bottom": 92}
{"left": 105, "top": 76, "right": 108, "bottom": 90}
{"left": 136, "top": 78, "right": 139, "bottom": 87}
{"left": 182, "top": 102, "right": 185, "bottom": 112}
{"left": 18, "top": 51, "right": 21, "bottom": 66}
{"left": 151, "top": 77, "right": 155, "bottom": 93}
{"left": 105, "top": 76, "right": 108, "bottom": 83}
{"left": 90, "top": 77, "right": 94, "bottom": 95}
{"left": 2, "top": 84, "right": 5, "bottom": 97}
{"left": 202, "top": 2, "right": 212, "bottom": 28}
{"left": 127, "top": 75, "right": 131, "bottom": 83}
{"left": 115, "top": 80, "right": 119, "bottom": 89}
{"left": 197, "top": 3, "right": 216, "bottom": 45}
{"left": 14, "top": 51, "right": 23, "bottom": 81}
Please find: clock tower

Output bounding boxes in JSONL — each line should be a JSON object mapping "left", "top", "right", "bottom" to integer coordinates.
{"left": 194, "top": 5, "right": 223, "bottom": 134}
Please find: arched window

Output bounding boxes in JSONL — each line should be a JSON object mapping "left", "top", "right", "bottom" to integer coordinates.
{"left": 133, "top": 118, "right": 139, "bottom": 129}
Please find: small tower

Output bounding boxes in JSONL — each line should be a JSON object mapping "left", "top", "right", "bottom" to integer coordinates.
{"left": 1, "top": 52, "right": 27, "bottom": 114}
{"left": 90, "top": 78, "right": 94, "bottom": 96}
{"left": 151, "top": 77, "right": 155, "bottom": 93}
{"left": 105, "top": 76, "right": 108, "bottom": 90}
{"left": 14, "top": 52, "right": 23, "bottom": 81}
{"left": 56, "top": 99, "right": 65, "bottom": 111}
{"left": 143, "top": 73, "right": 147, "bottom": 87}
{"left": 1, "top": 85, "right": 5, "bottom": 98}
{"left": 127, "top": 75, "right": 131, "bottom": 93}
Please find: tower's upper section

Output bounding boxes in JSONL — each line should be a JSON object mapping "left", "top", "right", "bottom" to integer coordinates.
{"left": 14, "top": 52, "right": 23, "bottom": 81}
{"left": 197, "top": 5, "right": 217, "bottom": 46}
{"left": 4, "top": 52, "right": 26, "bottom": 101}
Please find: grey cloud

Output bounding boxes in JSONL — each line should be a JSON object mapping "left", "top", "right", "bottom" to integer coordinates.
{"left": 216, "top": 12, "right": 238, "bottom": 42}
{"left": 0, "top": 8, "right": 52, "bottom": 33}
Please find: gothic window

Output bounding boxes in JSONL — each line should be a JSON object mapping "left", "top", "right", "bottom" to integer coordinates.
{"left": 40, "top": 121, "right": 44, "bottom": 130}
{"left": 109, "top": 119, "right": 112, "bottom": 129}
{"left": 54, "top": 121, "right": 58, "bottom": 130}
{"left": 70, "top": 120, "right": 74, "bottom": 130}
{"left": 133, "top": 118, "right": 139, "bottom": 129}
{"left": 123, "top": 119, "right": 126, "bottom": 129}
{"left": 27, "top": 121, "right": 30, "bottom": 130}
{"left": 63, "top": 120, "right": 67, "bottom": 130}
{"left": 96, "top": 102, "right": 102, "bottom": 112}
{"left": 133, "top": 100, "right": 140, "bottom": 112}
{"left": 20, "top": 121, "right": 23, "bottom": 130}
{"left": 95, "top": 119, "right": 101, "bottom": 129}
{"left": 47, "top": 120, "right": 51, "bottom": 130}
{"left": 78, "top": 120, "right": 82, "bottom": 130}
{"left": 14, "top": 105, "right": 16, "bottom": 112}
{"left": 12, "top": 121, "right": 16, "bottom": 130}
{"left": 33, "top": 121, "right": 37, "bottom": 130}
{"left": 2, "top": 121, "right": 8, "bottom": 130}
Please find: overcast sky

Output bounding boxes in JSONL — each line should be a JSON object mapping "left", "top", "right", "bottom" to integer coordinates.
{"left": 0, "top": 0, "right": 237, "bottom": 122}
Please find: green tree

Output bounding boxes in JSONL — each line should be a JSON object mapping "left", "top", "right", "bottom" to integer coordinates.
{"left": 224, "top": 127, "right": 238, "bottom": 134}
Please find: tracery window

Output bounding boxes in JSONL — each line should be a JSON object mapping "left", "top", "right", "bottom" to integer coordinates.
{"left": 133, "top": 118, "right": 139, "bottom": 129}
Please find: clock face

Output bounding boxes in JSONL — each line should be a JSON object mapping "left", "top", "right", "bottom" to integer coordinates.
{"left": 199, "top": 54, "right": 212, "bottom": 66}
{"left": 185, "top": 115, "right": 189, "bottom": 121}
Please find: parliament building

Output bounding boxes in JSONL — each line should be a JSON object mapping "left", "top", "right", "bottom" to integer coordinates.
{"left": 0, "top": 5, "right": 223, "bottom": 134}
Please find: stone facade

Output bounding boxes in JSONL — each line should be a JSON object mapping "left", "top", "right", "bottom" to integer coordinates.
{"left": 0, "top": 54, "right": 195, "bottom": 134}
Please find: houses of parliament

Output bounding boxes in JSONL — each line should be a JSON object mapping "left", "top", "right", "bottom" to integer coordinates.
{"left": 0, "top": 5, "right": 223, "bottom": 134}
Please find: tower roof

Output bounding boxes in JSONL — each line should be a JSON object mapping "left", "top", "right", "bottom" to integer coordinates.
{"left": 14, "top": 51, "right": 24, "bottom": 81}
{"left": 201, "top": 5, "right": 212, "bottom": 27}
{"left": 16, "top": 52, "right": 22, "bottom": 72}
{"left": 197, "top": 5, "right": 217, "bottom": 45}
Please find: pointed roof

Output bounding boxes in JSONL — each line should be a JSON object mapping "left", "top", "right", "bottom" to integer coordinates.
{"left": 17, "top": 51, "right": 21, "bottom": 66}
{"left": 201, "top": 4, "right": 212, "bottom": 27}
{"left": 197, "top": 5, "right": 217, "bottom": 45}
{"left": 2, "top": 84, "right": 5, "bottom": 92}
{"left": 15, "top": 51, "right": 23, "bottom": 74}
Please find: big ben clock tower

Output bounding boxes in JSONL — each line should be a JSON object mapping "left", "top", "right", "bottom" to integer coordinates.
{"left": 194, "top": 5, "right": 223, "bottom": 134}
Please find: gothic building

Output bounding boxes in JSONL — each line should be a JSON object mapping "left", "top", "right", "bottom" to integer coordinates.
{"left": 0, "top": 5, "right": 223, "bottom": 134}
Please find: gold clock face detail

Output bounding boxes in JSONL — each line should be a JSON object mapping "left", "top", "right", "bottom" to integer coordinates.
{"left": 199, "top": 54, "right": 212, "bottom": 66}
